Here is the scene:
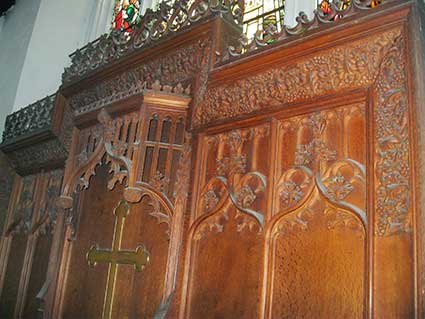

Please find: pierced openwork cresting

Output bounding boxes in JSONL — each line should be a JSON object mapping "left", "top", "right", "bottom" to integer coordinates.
{"left": 86, "top": 200, "right": 150, "bottom": 319}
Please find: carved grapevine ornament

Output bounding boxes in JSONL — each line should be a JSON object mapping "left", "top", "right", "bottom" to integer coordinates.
{"left": 196, "top": 28, "right": 412, "bottom": 236}
{"left": 324, "top": 173, "right": 355, "bottom": 202}
{"left": 374, "top": 34, "right": 411, "bottom": 236}
{"left": 195, "top": 29, "right": 400, "bottom": 126}
{"left": 69, "top": 40, "right": 209, "bottom": 117}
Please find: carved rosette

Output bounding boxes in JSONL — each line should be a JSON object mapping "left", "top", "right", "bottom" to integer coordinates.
{"left": 150, "top": 171, "right": 170, "bottom": 193}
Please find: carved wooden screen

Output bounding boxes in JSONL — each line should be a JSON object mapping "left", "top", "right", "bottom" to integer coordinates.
{"left": 182, "top": 22, "right": 417, "bottom": 318}
{"left": 184, "top": 99, "right": 367, "bottom": 318}
{"left": 0, "top": 2, "right": 422, "bottom": 319}
{"left": 0, "top": 170, "right": 63, "bottom": 318}
{"left": 186, "top": 126, "right": 269, "bottom": 319}
{"left": 267, "top": 103, "right": 366, "bottom": 318}
{"left": 54, "top": 88, "right": 191, "bottom": 319}
{"left": 0, "top": 154, "right": 14, "bottom": 237}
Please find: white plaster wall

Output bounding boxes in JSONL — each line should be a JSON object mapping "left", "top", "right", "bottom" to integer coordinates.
{"left": 85, "top": 0, "right": 115, "bottom": 42}
{"left": 284, "top": 0, "right": 316, "bottom": 27}
{"left": 0, "top": 0, "right": 42, "bottom": 135}
{"left": 12, "top": 0, "right": 97, "bottom": 110}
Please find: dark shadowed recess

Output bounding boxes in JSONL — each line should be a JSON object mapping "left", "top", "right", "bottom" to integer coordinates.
{"left": 0, "top": 0, "right": 15, "bottom": 17}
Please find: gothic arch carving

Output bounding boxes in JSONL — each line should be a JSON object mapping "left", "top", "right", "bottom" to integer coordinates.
{"left": 58, "top": 108, "right": 141, "bottom": 210}
{"left": 189, "top": 126, "right": 270, "bottom": 241}
{"left": 195, "top": 27, "right": 412, "bottom": 237}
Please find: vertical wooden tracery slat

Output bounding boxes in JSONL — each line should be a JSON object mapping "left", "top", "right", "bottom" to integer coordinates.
{"left": 150, "top": 115, "right": 165, "bottom": 180}
{"left": 164, "top": 119, "right": 178, "bottom": 194}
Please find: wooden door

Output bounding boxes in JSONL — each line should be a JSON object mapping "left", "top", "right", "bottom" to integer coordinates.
{"left": 54, "top": 89, "right": 191, "bottom": 319}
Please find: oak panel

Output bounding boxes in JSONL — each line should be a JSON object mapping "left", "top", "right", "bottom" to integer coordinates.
{"left": 23, "top": 235, "right": 53, "bottom": 318}
{"left": 189, "top": 208, "right": 263, "bottom": 319}
{"left": 111, "top": 196, "right": 169, "bottom": 319}
{"left": 61, "top": 164, "right": 122, "bottom": 319}
{"left": 268, "top": 103, "right": 367, "bottom": 318}
{"left": 0, "top": 235, "right": 27, "bottom": 318}
{"left": 187, "top": 125, "right": 270, "bottom": 318}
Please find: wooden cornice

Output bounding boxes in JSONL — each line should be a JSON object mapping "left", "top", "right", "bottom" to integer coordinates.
{"left": 60, "top": 18, "right": 219, "bottom": 97}
{"left": 210, "top": 0, "right": 413, "bottom": 84}
{"left": 0, "top": 93, "right": 71, "bottom": 175}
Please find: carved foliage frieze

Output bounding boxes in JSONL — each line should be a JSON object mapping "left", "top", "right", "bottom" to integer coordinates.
{"left": 6, "top": 139, "right": 68, "bottom": 174}
{"left": 0, "top": 93, "right": 73, "bottom": 174}
{"left": 69, "top": 39, "right": 210, "bottom": 116}
{"left": 62, "top": 0, "right": 240, "bottom": 84}
{"left": 2, "top": 94, "right": 56, "bottom": 143}
{"left": 196, "top": 27, "right": 413, "bottom": 237}
{"left": 374, "top": 35, "right": 411, "bottom": 236}
{"left": 195, "top": 28, "right": 400, "bottom": 126}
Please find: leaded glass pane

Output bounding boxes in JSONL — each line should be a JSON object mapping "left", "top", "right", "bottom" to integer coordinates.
{"left": 243, "top": 0, "right": 285, "bottom": 40}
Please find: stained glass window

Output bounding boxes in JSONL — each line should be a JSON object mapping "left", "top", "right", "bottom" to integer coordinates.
{"left": 319, "top": 0, "right": 350, "bottom": 12}
{"left": 242, "top": 0, "right": 285, "bottom": 40}
{"left": 113, "top": 0, "right": 142, "bottom": 32}
{"left": 318, "top": 0, "right": 381, "bottom": 18}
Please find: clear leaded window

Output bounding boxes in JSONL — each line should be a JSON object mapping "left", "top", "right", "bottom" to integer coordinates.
{"left": 242, "top": 0, "right": 285, "bottom": 40}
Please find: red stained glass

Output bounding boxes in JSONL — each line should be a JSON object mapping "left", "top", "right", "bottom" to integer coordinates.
{"left": 318, "top": 0, "right": 382, "bottom": 15}
{"left": 113, "top": 0, "right": 142, "bottom": 32}
{"left": 318, "top": 0, "right": 381, "bottom": 21}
